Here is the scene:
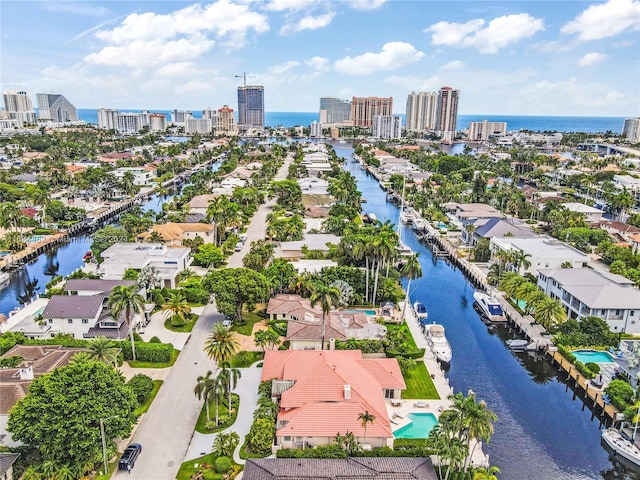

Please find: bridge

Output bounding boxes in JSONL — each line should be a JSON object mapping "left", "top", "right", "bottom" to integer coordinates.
{"left": 577, "top": 143, "right": 640, "bottom": 157}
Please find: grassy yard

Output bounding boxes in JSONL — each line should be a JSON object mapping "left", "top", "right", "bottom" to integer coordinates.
{"left": 134, "top": 380, "right": 163, "bottom": 417}
{"left": 176, "top": 453, "right": 240, "bottom": 480}
{"left": 230, "top": 351, "right": 264, "bottom": 368}
{"left": 231, "top": 311, "right": 264, "bottom": 336}
{"left": 401, "top": 362, "right": 440, "bottom": 400}
{"left": 128, "top": 348, "right": 180, "bottom": 368}
{"left": 385, "top": 322, "right": 419, "bottom": 350}
{"left": 195, "top": 394, "right": 239, "bottom": 434}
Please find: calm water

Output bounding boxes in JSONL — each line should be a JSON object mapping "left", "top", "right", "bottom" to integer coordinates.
{"left": 76, "top": 109, "right": 626, "bottom": 133}
{"left": 336, "top": 142, "right": 636, "bottom": 480}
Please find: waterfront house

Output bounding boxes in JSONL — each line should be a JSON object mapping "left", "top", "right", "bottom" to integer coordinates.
{"left": 261, "top": 350, "right": 405, "bottom": 450}
{"left": 490, "top": 236, "right": 590, "bottom": 275}
{"left": 537, "top": 268, "right": 640, "bottom": 334}
{"left": 0, "top": 345, "right": 86, "bottom": 446}
{"left": 98, "top": 243, "right": 191, "bottom": 288}
{"left": 243, "top": 458, "right": 437, "bottom": 480}
{"left": 561, "top": 202, "right": 603, "bottom": 224}
{"left": 461, "top": 217, "right": 535, "bottom": 246}
{"left": 298, "top": 177, "right": 329, "bottom": 196}
{"left": 63, "top": 279, "right": 137, "bottom": 296}
{"left": 112, "top": 166, "right": 158, "bottom": 186}
{"left": 445, "top": 202, "right": 503, "bottom": 223}
{"left": 136, "top": 222, "right": 215, "bottom": 247}
{"left": 278, "top": 234, "right": 340, "bottom": 260}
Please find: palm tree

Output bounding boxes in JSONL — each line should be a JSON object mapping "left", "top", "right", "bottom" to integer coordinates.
{"left": 515, "top": 282, "right": 539, "bottom": 314}
{"left": 137, "top": 265, "right": 161, "bottom": 299}
{"left": 510, "top": 250, "right": 531, "bottom": 274}
{"left": 309, "top": 283, "right": 341, "bottom": 350}
{"left": 486, "top": 263, "right": 502, "bottom": 286}
{"left": 109, "top": 285, "right": 145, "bottom": 361}
{"left": 498, "top": 272, "right": 525, "bottom": 300}
{"left": 218, "top": 360, "right": 242, "bottom": 409}
{"left": 87, "top": 337, "right": 120, "bottom": 366}
{"left": 532, "top": 296, "right": 567, "bottom": 330}
{"left": 194, "top": 370, "right": 224, "bottom": 424}
{"left": 473, "top": 466, "right": 501, "bottom": 480}
{"left": 357, "top": 410, "right": 376, "bottom": 446}
{"left": 400, "top": 253, "right": 422, "bottom": 321}
{"left": 204, "top": 323, "right": 241, "bottom": 364}
{"left": 161, "top": 292, "right": 192, "bottom": 326}
{"left": 212, "top": 431, "right": 240, "bottom": 457}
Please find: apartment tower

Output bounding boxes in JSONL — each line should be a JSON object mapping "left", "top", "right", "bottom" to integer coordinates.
{"left": 97, "top": 108, "right": 118, "bottom": 130}
{"left": 622, "top": 118, "right": 640, "bottom": 143}
{"left": 217, "top": 105, "right": 238, "bottom": 135}
{"left": 372, "top": 115, "right": 402, "bottom": 139}
{"left": 3, "top": 91, "right": 37, "bottom": 126}
{"left": 435, "top": 87, "right": 460, "bottom": 143}
{"left": 36, "top": 93, "right": 78, "bottom": 122}
{"left": 148, "top": 114, "right": 167, "bottom": 133}
{"left": 405, "top": 91, "right": 438, "bottom": 132}
{"left": 468, "top": 120, "right": 507, "bottom": 141}
{"left": 237, "top": 86, "right": 265, "bottom": 127}
{"left": 319, "top": 97, "right": 351, "bottom": 125}
{"left": 351, "top": 96, "right": 393, "bottom": 128}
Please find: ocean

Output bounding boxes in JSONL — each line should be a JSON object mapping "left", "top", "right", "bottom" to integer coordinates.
{"left": 76, "top": 109, "right": 627, "bottom": 134}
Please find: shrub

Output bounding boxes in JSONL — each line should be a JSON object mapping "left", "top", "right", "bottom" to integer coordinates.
{"left": 0, "top": 332, "right": 26, "bottom": 355}
{"left": 277, "top": 445, "right": 347, "bottom": 458}
{"left": 118, "top": 342, "right": 173, "bottom": 363}
{"left": 248, "top": 417, "right": 275, "bottom": 454}
{"left": 127, "top": 374, "right": 155, "bottom": 405}
{"left": 205, "top": 420, "right": 217, "bottom": 431}
{"left": 585, "top": 362, "right": 600, "bottom": 374}
{"left": 214, "top": 456, "right": 232, "bottom": 474}
{"left": 0, "top": 355, "right": 23, "bottom": 368}
{"left": 133, "top": 332, "right": 144, "bottom": 342}
{"left": 149, "top": 336, "right": 162, "bottom": 344}
{"left": 153, "top": 292, "right": 165, "bottom": 306}
{"left": 183, "top": 287, "right": 209, "bottom": 304}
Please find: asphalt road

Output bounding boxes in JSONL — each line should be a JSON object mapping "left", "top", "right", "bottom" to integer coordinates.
{"left": 113, "top": 304, "right": 222, "bottom": 480}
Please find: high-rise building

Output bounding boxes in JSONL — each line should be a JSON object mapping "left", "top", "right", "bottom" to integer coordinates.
{"left": 97, "top": 108, "right": 118, "bottom": 130}
{"left": 468, "top": 120, "right": 507, "bottom": 142}
{"left": 185, "top": 118, "right": 213, "bottom": 134}
{"left": 202, "top": 108, "right": 217, "bottom": 120}
{"left": 622, "top": 118, "right": 640, "bottom": 143}
{"left": 405, "top": 91, "right": 438, "bottom": 132}
{"left": 117, "top": 113, "right": 143, "bottom": 135}
{"left": 171, "top": 110, "right": 193, "bottom": 124}
{"left": 310, "top": 121, "right": 323, "bottom": 138}
{"left": 435, "top": 87, "right": 460, "bottom": 143}
{"left": 36, "top": 93, "right": 77, "bottom": 122}
{"left": 237, "top": 86, "right": 265, "bottom": 127}
{"left": 149, "top": 114, "right": 167, "bottom": 133}
{"left": 351, "top": 97, "right": 393, "bottom": 128}
{"left": 216, "top": 105, "right": 238, "bottom": 136}
{"left": 3, "top": 91, "right": 37, "bottom": 126}
{"left": 372, "top": 115, "right": 402, "bottom": 139}
{"left": 319, "top": 97, "right": 351, "bottom": 125}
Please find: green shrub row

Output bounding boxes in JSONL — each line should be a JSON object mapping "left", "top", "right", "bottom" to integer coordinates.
{"left": 151, "top": 287, "right": 209, "bottom": 306}
{"left": 277, "top": 445, "right": 347, "bottom": 459}
{"left": 557, "top": 346, "right": 597, "bottom": 380}
{"left": 385, "top": 348, "right": 426, "bottom": 360}
{"left": 118, "top": 342, "right": 173, "bottom": 363}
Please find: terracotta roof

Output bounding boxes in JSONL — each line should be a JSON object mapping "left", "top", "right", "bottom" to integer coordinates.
{"left": 267, "top": 294, "right": 321, "bottom": 319}
{"left": 262, "top": 350, "right": 404, "bottom": 440}
{"left": 137, "top": 222, "right": 214, "bottom": 242}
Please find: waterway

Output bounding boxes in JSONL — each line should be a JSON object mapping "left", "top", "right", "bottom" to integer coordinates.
{"left": 335, "top": 142, "right": 637, "bottom": 480}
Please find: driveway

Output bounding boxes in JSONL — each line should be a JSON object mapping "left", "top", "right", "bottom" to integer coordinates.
{"left": 113, "top": 304, "right": 222, "bottom": 480}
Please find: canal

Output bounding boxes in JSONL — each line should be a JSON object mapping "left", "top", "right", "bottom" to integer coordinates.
{"left": 335, "top": 143, "right": 636, "bottom": 480}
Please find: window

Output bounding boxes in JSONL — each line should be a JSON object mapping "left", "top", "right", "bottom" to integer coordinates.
{"left": 82, "top": 319, "right": 89, "bottom": 324}
{"left": 68, "top": 319, "right": 73, "bottom": 324}
{"left": 631, "top": 311, "right": 636, "bottom": 317}
{"left": 164, "top": 261, "right": 178, "bottom": 265}
{"left": 284, "top": 436, "right": 291, "bottom": 441}
{"left": 48, "top": 319, "right": 53, "bottom": 324}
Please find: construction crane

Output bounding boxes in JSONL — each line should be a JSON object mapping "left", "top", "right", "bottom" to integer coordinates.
{"left": 235, "top": 72, "right": 256, "bottom": 87}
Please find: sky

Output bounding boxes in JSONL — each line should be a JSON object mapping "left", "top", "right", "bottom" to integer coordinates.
{"left": 1, "top": 0, "right": 639, "bottom": 116}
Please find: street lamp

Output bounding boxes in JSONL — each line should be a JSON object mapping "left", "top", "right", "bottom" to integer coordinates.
{"left": 100, "top": 415, "right": 119, "bottom": 475}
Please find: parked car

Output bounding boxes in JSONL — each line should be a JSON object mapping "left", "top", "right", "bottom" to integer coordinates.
{"left": 239, "top": 234, "right": 247, "bottom": 242}
{"left": 222, "top": 314, "right": 233, "bottom": 328}
{"left": 118, "top": 443, "right": 142, "bottom": 471}
{"left": 234, "top": 242, "right": 243, "bottom": 252}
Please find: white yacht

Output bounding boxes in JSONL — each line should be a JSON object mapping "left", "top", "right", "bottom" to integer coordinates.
{"left": 413, "top": 301, "right": 428, "bottom": 320}
{"left": 0, "top": 271, "right": 9, "bottom": 291}
{"left": 426, "top": 323, "right": 452, "bottom": 365}
{"left": 602, "top": 428, "right": 640, "bottom": 468}
{"left": 473, "top": 291, "right": 507, "bottom": 322}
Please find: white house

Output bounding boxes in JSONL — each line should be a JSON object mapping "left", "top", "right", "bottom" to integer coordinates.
{"left": 99, "top": 243, "right": 191, "bottom": 288}
{"left": 562, "top": 202, "right": 604, "bottom": 223}
{"left": 298, "top": 177, "right": 329, "bottom": 196}
{"left": 112, "top": 166, "right": 157, "bottom": 186}
{"left": 537, "top": 268, "right": 640, "bottom": 334}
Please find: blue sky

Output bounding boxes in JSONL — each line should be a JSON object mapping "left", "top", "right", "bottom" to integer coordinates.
{"left": 1, "top": 0, "right": 639, "bottom": 116}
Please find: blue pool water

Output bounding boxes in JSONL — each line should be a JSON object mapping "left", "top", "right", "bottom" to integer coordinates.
{"left": 0, "top": 251, "right": 10, "bottom": 257}
{"left": 343, "top": 309, "right": 377, "bottom": 316}
{"left": 572, "top": 350, "right": 614, "bottom": 363}
{"left": 393, "top": 413, "right": 439, "bottom": 439}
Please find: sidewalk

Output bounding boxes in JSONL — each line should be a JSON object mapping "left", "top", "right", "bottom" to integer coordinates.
{"left": 184, "top": 361, "right": 263, "bottom": 464}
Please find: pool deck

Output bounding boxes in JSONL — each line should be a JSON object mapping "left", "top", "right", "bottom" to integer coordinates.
{"left": 392, "top": 301, "right": 489, "bottom": 467}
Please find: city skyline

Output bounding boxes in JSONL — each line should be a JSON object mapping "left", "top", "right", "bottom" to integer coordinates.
{"left": 1, "top": 0, "right": 639, "bottom": 116}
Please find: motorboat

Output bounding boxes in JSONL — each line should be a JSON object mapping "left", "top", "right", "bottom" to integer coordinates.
{"left": 413, "top": 301, "right": 428, "bottom": 320}
{"left": 473, "top": 291, "right": 507, "bottom": 322}
{"left": 400, "top": 208, "right": 416, "bottom": 224}
{"left": 506, "top": 339, "right": 529, "bottom": 350}
{"left": 426, "top": 323, "right": 452, "bottom": 365}
{"left": 0, "top": 271, "right": 9, "bottom": 291}
{"left": 602, "top": 428, "right": 640, "bottom": 468}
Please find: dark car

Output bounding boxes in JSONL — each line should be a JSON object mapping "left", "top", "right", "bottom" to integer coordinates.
{"left": 118, "top": 443, "right": 142, "bottom": 471}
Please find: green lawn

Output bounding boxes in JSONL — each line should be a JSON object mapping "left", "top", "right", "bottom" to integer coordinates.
{"left": 195, "top": 394, "right": 239, "bottom": 434}
{"left": 401, "top": 362, "right": 440, "bottom": 400}
{"left": 230, "top": 351, "right": 264, "bottom": 368}
{"left": 134, "top": 380, "right": 163, "bottom": 417}
{"left": 231, "top": 311, "right": 264, "bottom": 336}
{"left": 176, "top": 453, "right": 240, "bottom": 480}
{"left": 386, "top": 322, "right": 418, "bottom": 350}
{"left": 128, "top": 348, "right": 180, "bottom": 368}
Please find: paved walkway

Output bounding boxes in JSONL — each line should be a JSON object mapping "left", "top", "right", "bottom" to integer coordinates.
{"left": 185, "top": 361, "right": 263, "bottom": 464}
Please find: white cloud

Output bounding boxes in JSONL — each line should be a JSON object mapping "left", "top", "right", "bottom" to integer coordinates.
{"left": 577, "top": 52, "right": 608, "bottom": 67}
{"left": 348, "top": 0, "right": 387, "bottom": 11}
{"left": 268, "top": 61, "right": 301, "bottom": 75}
{"left": 334, "top": 42, "right": 425, "bottom": 75}
{"left": 426, "top": 14, "right": 545, "bottom": 54}
{"left": 561, "top": 0, "right": 640, "bottom": 41}
{"left": 41, "top": 1, "right": 110, "bottom": 17}
{"left": 441, "top": 60, "right": 464, "bottom": 71}
{"left": 280, "top": 12, "right": 335, "bottom": 34}
{"left": 265, "top": 0, "right": 316, "bottom": 11}
{"left": 155, "top": 62, "right": 202, "bottom": 79}
{"left": 305, "top": 56, "right": 331, "bottom": 71}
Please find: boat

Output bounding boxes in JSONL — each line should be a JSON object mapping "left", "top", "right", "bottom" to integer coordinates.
{"left": 506, "top": 339, "right": 529, "bottom": 350}
{"left": 473, "top": 291, "right": 507, "bottom": 322}
{"left": 602, "top": 428, "right": 640, "bottom": 469}
{"left": 0, "top": 271, "right": 9, "bottom": 290}
{"left": 413, "top": 301, "right": 428, "bottom": 320}
{"left": 83, "top": 250, "right": 93, "bottom": 261}
{"left": 426, "top": 323, "right": 452, "bottom": 364}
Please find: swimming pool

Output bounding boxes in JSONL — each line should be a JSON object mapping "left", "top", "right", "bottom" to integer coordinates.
{"left": 572, "top": 350, "right": 614, "bottom": 363}
{"left": 27, "top": 235, "right": 44, "bottom": 243}
{"left": 393, "top": 413, "right": 438, "bottom": 439}
{"left": 0, "top": 251, "right": 10, "bottom": 257}
{"left": 343, "top": 309, "right": 377, "bottom": 316}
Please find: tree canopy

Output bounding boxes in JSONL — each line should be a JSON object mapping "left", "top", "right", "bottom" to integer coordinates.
{"left": 203, "top": 268, "right": 269, "bottom": 321}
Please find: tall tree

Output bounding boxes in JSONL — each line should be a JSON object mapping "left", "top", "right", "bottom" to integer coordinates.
{"left": 109, "top": 285, "right": 145, "bottom": 361}
{"left": 194, "top": 370, "right": 224, "bottom": 424}
{"left": 203, "top": 268, "right": 269, "bottom": 323}
{"left": 204, "top": 323, "right": 241, "bottom": 364}
{"left": 87, "top": 337, "right": 120, "bottom": 367}
{"left": 357, "top": 410, "right": 376, "bottom": 446}
{"left": 400, "top": 253, "right": 422, "bottom": 321}
{"left": 532, "top": 296, "right": 567, "bottom": 330}
{"left": 161, "top": 292, "right": 192, "bottom": 326}
{"left": 218, "top": 361, "right": 242, "bottom": 409}
{"left": 310, "top": 282, "right": 341, "bottom": 350}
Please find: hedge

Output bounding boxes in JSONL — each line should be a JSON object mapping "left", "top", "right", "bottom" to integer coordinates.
{"left": 118, "top": 341, "right": 173, "bottom": 363}
{"left": 385, "top": 349, "right": 426, "bottom": 360}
